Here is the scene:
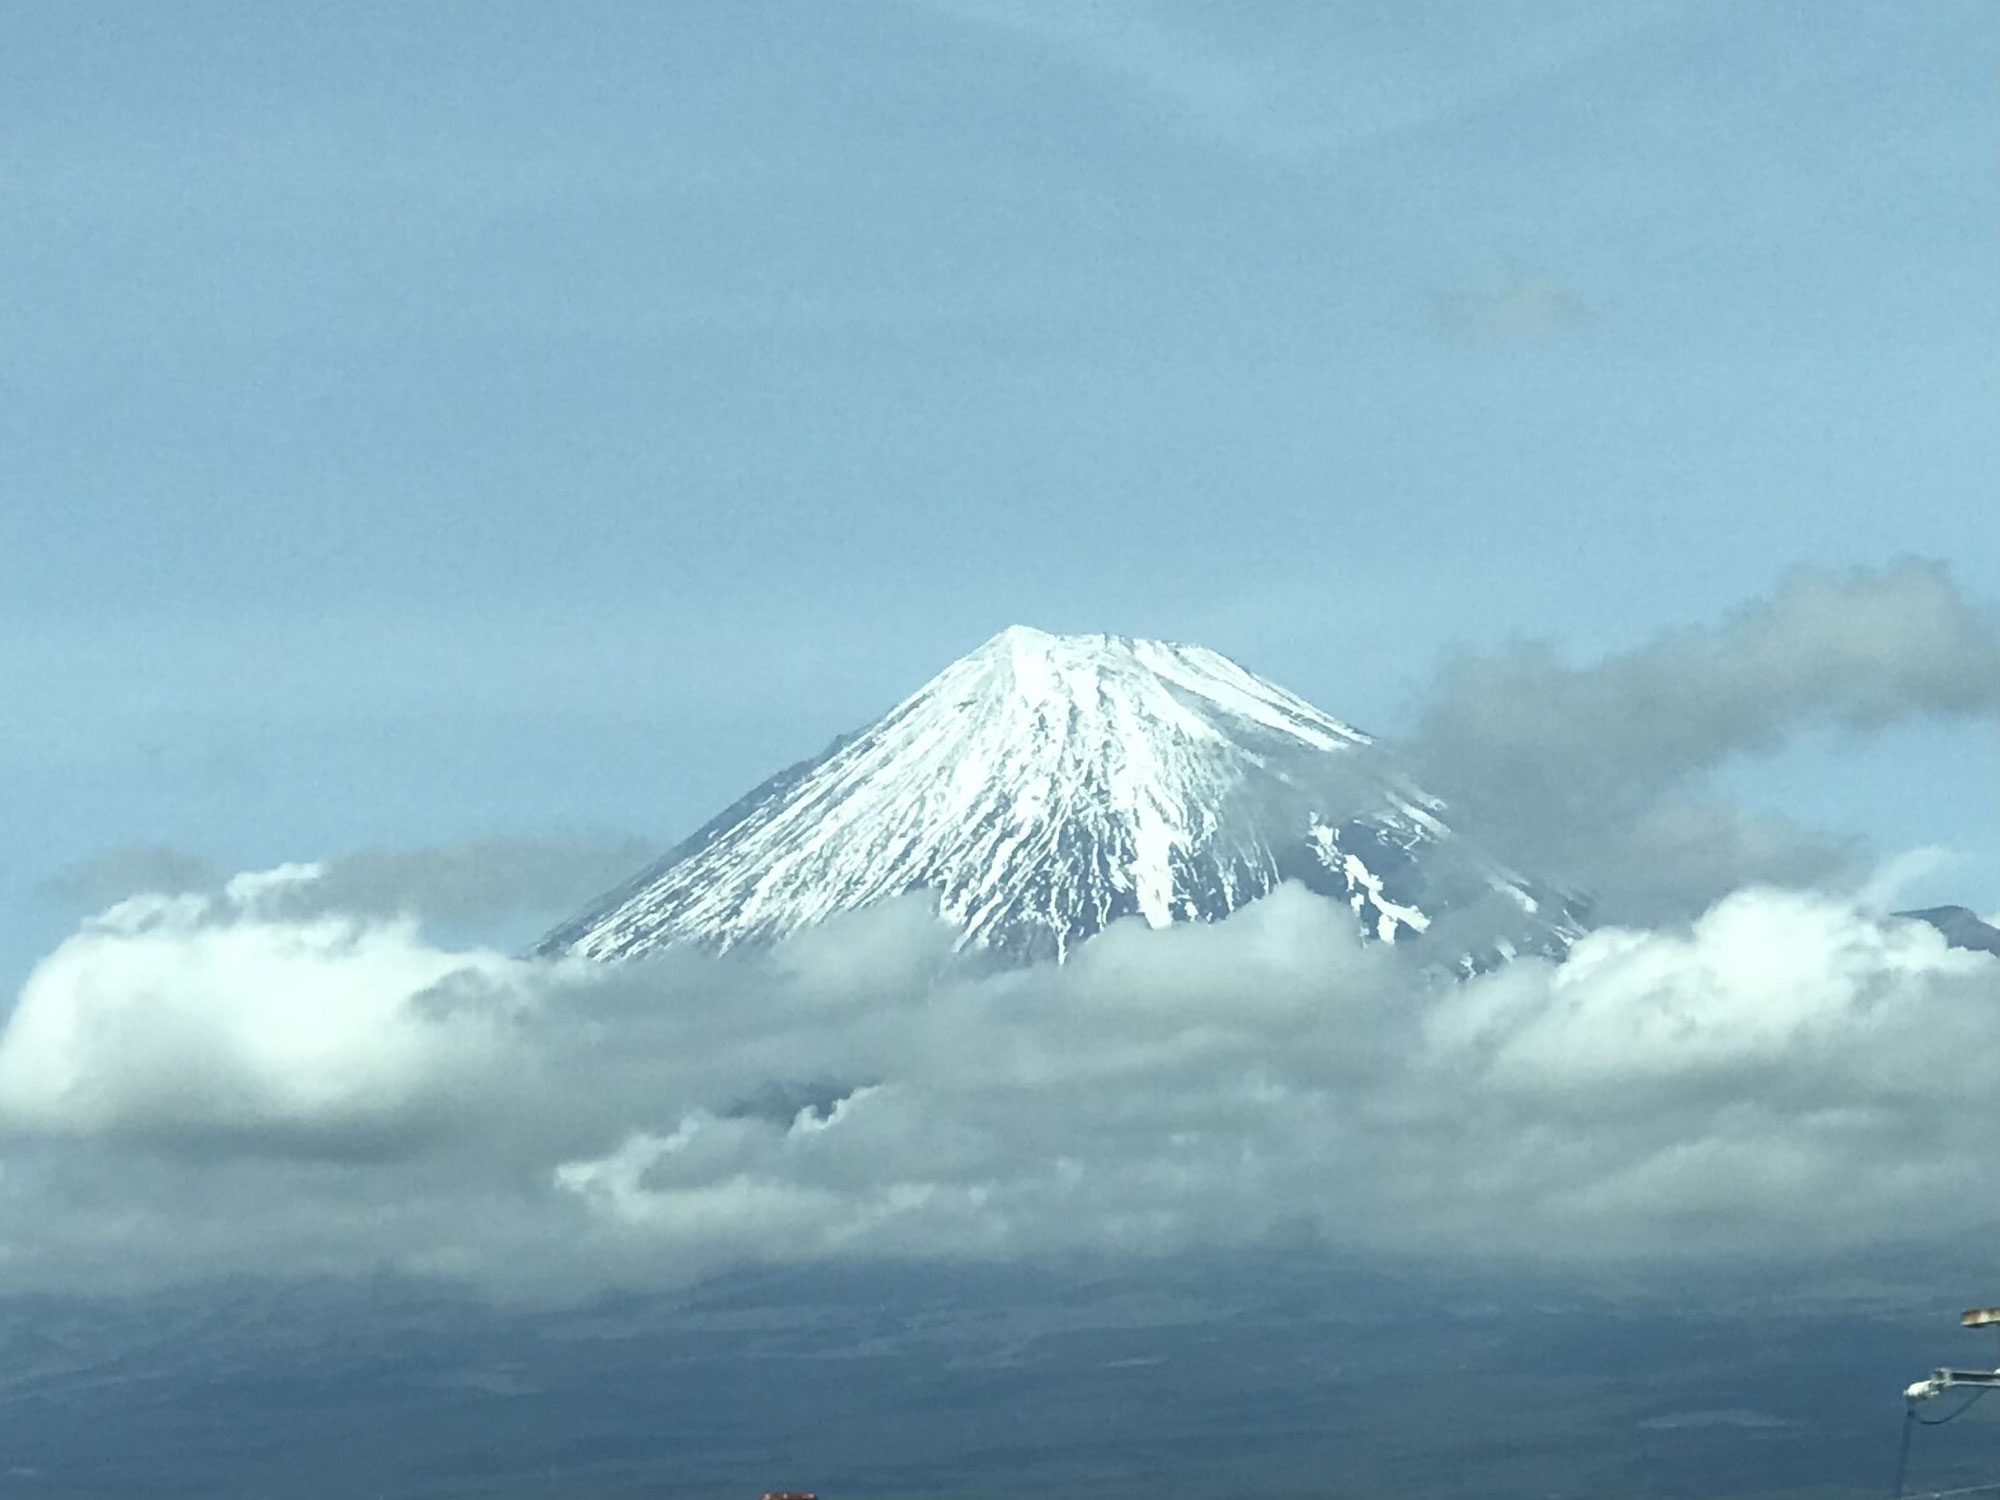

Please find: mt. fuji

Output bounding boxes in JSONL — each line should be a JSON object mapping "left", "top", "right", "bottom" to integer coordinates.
{"left": 540, "top": 627, "right": 1587, "bottom": 966}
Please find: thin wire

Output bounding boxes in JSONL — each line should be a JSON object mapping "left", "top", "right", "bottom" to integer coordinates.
{"left": 1893, "top": 1383, "right": 1999, "bottom": 1500}
{"left": 1919, "top": 1387, "right": 1998, "bottom": 1425}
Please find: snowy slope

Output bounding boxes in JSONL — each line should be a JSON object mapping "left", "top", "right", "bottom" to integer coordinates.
{"left": 540, "top": 626, "right": 1585, "bottom": 965}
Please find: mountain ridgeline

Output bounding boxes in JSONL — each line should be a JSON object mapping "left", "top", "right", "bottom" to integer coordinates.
{"left": 539, "top": 627, "right": 1589, "bottom": 967}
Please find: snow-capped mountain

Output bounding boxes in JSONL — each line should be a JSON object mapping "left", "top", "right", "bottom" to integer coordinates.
{"left": 540, "top": 626, "right": 1586, "bottom": 966}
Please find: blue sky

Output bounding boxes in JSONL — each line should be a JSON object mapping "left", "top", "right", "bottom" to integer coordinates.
{"left": 2, "top": 0, "right": 1995, "bottom": 986}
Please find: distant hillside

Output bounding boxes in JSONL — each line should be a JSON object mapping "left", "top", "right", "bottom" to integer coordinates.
{"left": 1896, "top": 905, "right": 2000, "bottom": 956}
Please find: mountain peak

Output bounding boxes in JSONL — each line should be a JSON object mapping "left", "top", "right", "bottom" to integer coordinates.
{"left": 540, "top": 632, "right": 1583, "bottom": 966}
{"left": 975, "top": 624, "right": 1159, "bottom": 658}
{"left": 980, "top": 622, "right": 1062, "bottom": 649}
{"left": 944, "top": 626, "right": 1373, "bottom": 758}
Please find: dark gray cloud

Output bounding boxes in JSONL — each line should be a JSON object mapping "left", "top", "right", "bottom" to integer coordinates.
{"left": 1575, "top": 801, "right": 1860, "bottom": 926}
{"left": 1409, "top": 560, "right": 1998, "bottom": 918}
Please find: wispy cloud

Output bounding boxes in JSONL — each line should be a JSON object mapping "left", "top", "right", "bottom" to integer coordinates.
{"left": 1430, "top": 270, "right": 1594, "bottom": 342}
{"left": 922, "top": 0, "right": 1678, "bottom": 159}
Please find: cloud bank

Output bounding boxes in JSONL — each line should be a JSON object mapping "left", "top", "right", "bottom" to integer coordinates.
{"left": 0, "top": 865, "right": 1990, "bottom": 1297}
{"left": 3, "top": 563, "right": 1992, "bottom": 1298}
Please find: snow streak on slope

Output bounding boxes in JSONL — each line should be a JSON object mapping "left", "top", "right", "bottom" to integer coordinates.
{"left": 542, "top": 627, "right": 1582, "bottom": 965}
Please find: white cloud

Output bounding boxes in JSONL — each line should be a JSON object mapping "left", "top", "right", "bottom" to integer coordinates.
{"left": 0, "top": 868, "right": 1989, "bottom": 1295}
{"left": 0, "top": 866, "right": 523, "bottom": 1150}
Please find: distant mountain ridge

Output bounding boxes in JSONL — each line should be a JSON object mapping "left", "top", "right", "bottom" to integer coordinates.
{"left": 1895, "top": 905, "right": 2000, "bottom": 956}
{"left": 540, "top": 626, "right": 1585, "bottom": 966}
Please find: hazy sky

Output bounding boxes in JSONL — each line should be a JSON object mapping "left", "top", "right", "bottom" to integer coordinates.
{"left": 5, "top": 0, "right": 1995, "bottom": 979}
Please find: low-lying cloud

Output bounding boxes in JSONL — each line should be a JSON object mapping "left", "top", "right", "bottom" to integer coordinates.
{"left": 0, "top": 864, "right": 1990, "bottom": 1296}
{"left": 0, "top": 869, "right": 521, "bottom": 1154}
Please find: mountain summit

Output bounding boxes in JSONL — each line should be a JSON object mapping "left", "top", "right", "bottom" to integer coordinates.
{"left": 540, "top": 626, "right": 1584, "bottom": 965}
